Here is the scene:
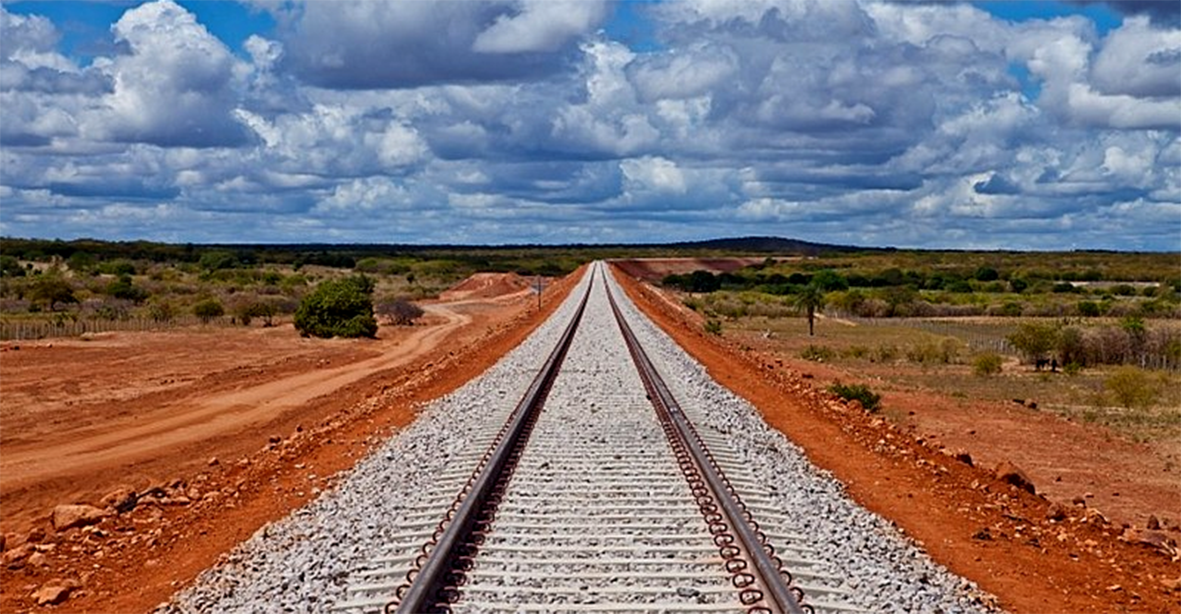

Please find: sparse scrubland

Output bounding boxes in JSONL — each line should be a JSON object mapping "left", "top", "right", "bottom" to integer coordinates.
{"left": 663, "top": 250, "right": 1181, "bottom": 444}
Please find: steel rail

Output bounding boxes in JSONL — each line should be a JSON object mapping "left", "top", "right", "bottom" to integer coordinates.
{"left": 389, "top": 273, "right": 594, "bottom": 614}
{"left": 604, "top": 269, "right": 810, "bottom": 614}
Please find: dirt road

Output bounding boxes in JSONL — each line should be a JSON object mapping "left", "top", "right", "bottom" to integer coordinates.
{"left": 0, "top": 304, "right": 469, "bottom": 501}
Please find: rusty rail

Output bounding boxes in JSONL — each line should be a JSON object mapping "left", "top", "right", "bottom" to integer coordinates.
{"left": 605, "top": 270, "right": 811, "bottom": 614}
{"left": 388, "top": 274, "right": 594, "bottom": 613}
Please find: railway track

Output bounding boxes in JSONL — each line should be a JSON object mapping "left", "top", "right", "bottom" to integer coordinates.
{"left": 335, "top": 263, "right": 858, "bottom": 614}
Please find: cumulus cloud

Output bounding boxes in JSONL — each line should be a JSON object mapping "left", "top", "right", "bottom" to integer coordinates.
{"left": 473, "top": 0, "right": 609, "bottom": 53}
{"left": 277, "top": 0, "right": 600, "bottom": 89}
{"left": 235, "top": 104, "right": 429, "bottom": 176}
{"left": 621, "top": 156, "right": 686, "bottom": 194}
{"left": 629, "top": 44, "right": 738, "bottom": 102}
{"left": 0, "top": 0, "right": 1178, "bottom": 249}
{"left": 1092, "top": 16, "right": 1181, "bottom": 98}
{"left": 84, "top": 0, "right": 250, "bottom": 147}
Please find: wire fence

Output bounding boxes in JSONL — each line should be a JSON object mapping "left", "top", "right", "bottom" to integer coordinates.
{"left": 841, "top": 316, "right": 1017, "bottom": 354}
{"left": 0, "top": 316, "right": 230, "bottom": 341}
{"left": 841, "top": 315, "right": 1180, "bottom": 371}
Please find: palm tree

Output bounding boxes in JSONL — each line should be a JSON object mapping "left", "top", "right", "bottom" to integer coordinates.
{"left": 793, "top": 283, "right": 825, "bottom": 336}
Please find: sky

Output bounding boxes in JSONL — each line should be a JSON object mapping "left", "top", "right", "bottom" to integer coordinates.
{"left": 0, "top": 0, "right": 1179, "bottom": 250}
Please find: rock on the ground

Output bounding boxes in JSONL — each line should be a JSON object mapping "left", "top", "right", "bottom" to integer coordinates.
{"left": 32, "top": 578, "right": 81, "bottom": 606}
{"left": 101, "top": 488, "right": 139, "bottom": 514}
{"left": 52, "top": 504, "right": 110, "bottom": 532}
{"left": 3, "top": 543, "right": 35, "bottom": 569}
{"left": 994, "top": 460, "right": 1036, "bottom": 495}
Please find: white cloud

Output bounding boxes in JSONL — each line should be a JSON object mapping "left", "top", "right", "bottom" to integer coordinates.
{"left": 317, "top": 177, "right": 409, "bottom": 214}
{"left": 84, "top": 0, "right": 249, "bottom": 147}
{"left": 1, "top": 0, "right": 1178, "bottom": 249}
{"left": 621, "top": 156, "right": 686, "bottom": 194}
{"left": 1092, "top": 17, "right": 1181, "bottom": 98}
{"left": 473, "top": 0, "right": 608, "bottom": 53}
{"left": 629, "top": 44, "right": 738, "bottom": 101}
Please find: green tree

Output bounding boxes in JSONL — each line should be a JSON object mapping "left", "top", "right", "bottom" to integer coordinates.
{"left": 686, "top": 270, "right": 721, "bottom": 293}
{"left": 67, "top": 251, "right": 96, "bottom": 273}
{"left": 811, "top": 269, "right": 848, "bottom": 292}
{"left": 1007, "top": 321, "right": 1060, "bottom": 364}
{"left": 1057, "top": 326, "right": 1087, "bottom": 368}
{"left": 294, "top": 275, "right": 377, "bottom": 338}
{"left": 193, "top": 298, "right": 225, "bottom": 323}
{"left": 974, "top": 266, "right": 1000, "bottom": 282}
{"left": 199, "top": 250, "right": 238, "bottom": 272}
{"left": 792, "top": 283, "right": 826, "bottom": 336}
{"left": 0, "top": 255, "right": 25, "bottom": 277}
{"left": 28, "top": 276, "right": 78, "bottom": 311}
{"left": 107, "top": 274, "right": 150, "bottom": 303}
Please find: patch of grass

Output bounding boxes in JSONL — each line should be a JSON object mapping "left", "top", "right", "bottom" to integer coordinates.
{"left": 842, "top": 344, "right": 870, "bottom": 359}
{"left": 871, "top": 343, "right": 899, "bottom": 363}
{"left": 828, "top": 381, "right": 882, "bottom": 412}
{"left": 800, "top": 344, "right": 834, "bottom": 362}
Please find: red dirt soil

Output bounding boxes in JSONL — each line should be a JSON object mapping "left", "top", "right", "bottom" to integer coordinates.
{"left": 611, "top": 262, "right": 1181, "bottom": 614}
{"left": 439, "top": 272, "right": 533, "bottom": 301}
{"left": 0, "top": 271, "right": 580, "bottom": 613}
{"left": 3, "top": 263, "right": 1179, "bottom": 613}
{"left": 615, "top": 257, "right": 771, "bottom": 282}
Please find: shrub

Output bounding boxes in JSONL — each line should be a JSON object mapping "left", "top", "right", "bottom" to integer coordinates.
{"left": 829, "top": 382, "right": 882, "bottom": 412}
{"left": 232, "top": 299, "right": 278, "bottom": 326}
{"left": 199, "top": 250, "right": 238, "bottom": 272}
{"left": 973, "top": 352, "right": 1003, "bottom": 376}
{"left": 193, "top": 298, "right": 225, "bottom": 323}
{"left": 703, "top": 319, "right": 723, "bottom": 335}
{"left": 293, "top": 275, "right": 377, "bottom": 338}
{"left": 800, "top": 345, "right": 834, "bottom": 361}
{"left": 376, "top": 299, "right": 425, "bottom": 326}
{"left": 1104, "top": 366, "right": 1159, "bottom": 410}
{"left": 871, "top": 343, "right": 899, "bottom": 363}
{"left": 148, "top": 301, "right": 177, "bottom": 323}
{"left": 107, "top": 274, "right": 150, "bottom": 303}
{"left": 28, "top": 275, "right": 78, "bottom": 311}
{"left": 1077, "top": 301, "right": 1103, "bottom": 317}
{"left": 842, "top": 345, "right": 870, "bottom": 359}
{"left": 906, "top": 339, "right": 961, "bottom": 365}
{"left": 996, "top": 302, "right": 1024, "bottom": 317}
{"left": 1057, "top": 326, "right": 1087, "bottom": 366}
{"left": 0, "top": 255, "right": 26, "bottom": 277}
{"left": 1007, "top": 321, "right": 1060, "bottom": 363}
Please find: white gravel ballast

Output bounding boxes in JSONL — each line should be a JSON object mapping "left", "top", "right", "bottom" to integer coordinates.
{"left": 157, "top": 263, "right": 1001, "bottom": 614}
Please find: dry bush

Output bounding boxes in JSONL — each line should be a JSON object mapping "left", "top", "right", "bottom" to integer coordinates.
{"left": 973, "top": 352, "right": 1004, "bottom": 376}
{"left": 376, "top": 298, "right": 424, "bottom": 326}
{"left": 1104, "top": 366, "right": 1160, "bottom": 410}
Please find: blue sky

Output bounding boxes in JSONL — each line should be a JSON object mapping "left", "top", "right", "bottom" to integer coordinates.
{"left": 1, "top": 1, "right": 1178, "bottom": 249}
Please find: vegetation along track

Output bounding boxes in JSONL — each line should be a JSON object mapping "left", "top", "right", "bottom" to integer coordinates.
{"left": 161, "top": 263, "right": 996, "bottom": 614}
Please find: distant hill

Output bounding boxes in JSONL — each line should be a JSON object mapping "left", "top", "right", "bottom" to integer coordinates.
{"left": 663, "top": 236, "right": 861, "bottom": 255}
{"left": 0, "top": 235, "right": 860, "bottom": 262}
